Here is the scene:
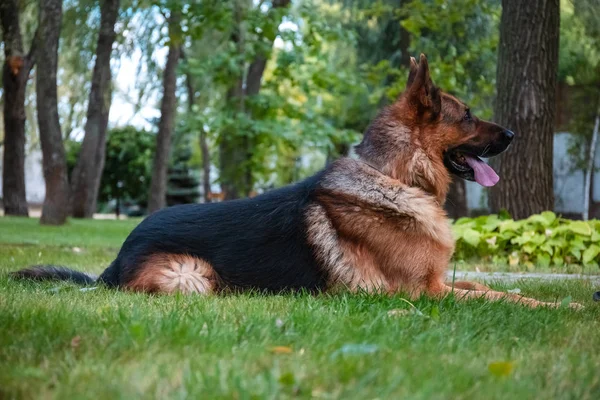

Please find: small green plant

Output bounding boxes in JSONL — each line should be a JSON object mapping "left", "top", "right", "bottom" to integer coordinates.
{"left": 453, "top": 211, "right": 600, "bottom": 269}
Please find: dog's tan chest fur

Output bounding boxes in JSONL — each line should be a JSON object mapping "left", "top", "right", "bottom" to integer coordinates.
{"left": 307, "top": 158, "right": 454, "bottom": 294}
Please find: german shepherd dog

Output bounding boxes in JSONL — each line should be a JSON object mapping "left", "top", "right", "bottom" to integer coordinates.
{"left": 12, "top": 55, "right": 577, "bottom": 309}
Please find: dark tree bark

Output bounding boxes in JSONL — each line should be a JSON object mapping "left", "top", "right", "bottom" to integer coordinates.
{"left": 70, "top": 0, "right": 120, "bottom": 218}
{"left": 147, "top": 11, "right": 181, "bottom": 213}
{"left": 37, "top": 0, "right": 70, "bottom": 225}
{"left": 0, "top": 0, "right": 37, "bottom": 216}
{"left": 199, "top": 129, "right": 211, "bottom": 202}
{"left": 444, "top": 178, "right": 468, "bottom": 219}
{"left": 220, "top": 0, "right": 290, "bottom": 200}
{"left": 489, "top": 0, "right": 560, "bottom": 219}
{"left": 185, "top": 69, "right": 211, "bottom": 203}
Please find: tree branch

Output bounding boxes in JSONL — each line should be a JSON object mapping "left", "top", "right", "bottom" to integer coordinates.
{"left": 26, "top": 27, "right": 40, "bottom": 73}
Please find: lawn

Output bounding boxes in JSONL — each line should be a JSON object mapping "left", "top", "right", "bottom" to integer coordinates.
{"left": 1, "top": 216, "right": 599, "bottom": 399}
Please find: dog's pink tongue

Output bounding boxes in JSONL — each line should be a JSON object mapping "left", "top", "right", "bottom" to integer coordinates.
{"left": 464, "top": 156, "right": 499, "bottom": 187}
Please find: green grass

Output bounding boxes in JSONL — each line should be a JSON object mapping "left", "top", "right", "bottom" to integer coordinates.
{"left": 1, "top": 216, "right": 600, "bottom": 399}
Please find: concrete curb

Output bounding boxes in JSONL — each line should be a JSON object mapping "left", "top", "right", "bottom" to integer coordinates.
{"left": 447, "top": 271, "right": 600, "bottom": 284}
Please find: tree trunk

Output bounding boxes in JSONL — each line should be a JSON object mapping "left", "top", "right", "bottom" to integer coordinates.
{"left": 220, "top": 3, "right": 246, "bottom": 201}
{"left": 489, "top": 0, "right": 559, "bottom": 219}
{"left": 220, "top": 76, "right": 247, "bottom": 200}
{"left": 37, "top": 0, "right": 70, "bottom": 225}
{"left": 220, "top": 0, "right": 290, "bottom": 200}
{"left": 583, "top": 107, "right": 600, "bottom": 221}
{"left": 0, "top": 0, "right": 37, "bottom": 216}
{"left": 445, "top": 178, "right": 468, "bottom": 219}
{"left": 147, "top": 12, "right": 181, "bottom": 214}
{"left": 70, "top": 0, "right": 120, "bottom": 218}
{"left": 199, "top": 130, "right": 211, "bottom": 202}
{"left": 185, "top": 69, "right": 212, "bottom": 203}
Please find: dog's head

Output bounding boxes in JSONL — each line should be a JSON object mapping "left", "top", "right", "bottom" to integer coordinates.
{"left": 401, "top": 54, "right": 514, "bottom": 187}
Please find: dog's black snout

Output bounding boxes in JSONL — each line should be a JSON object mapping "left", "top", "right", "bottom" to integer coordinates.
{"left": 504, "top": 130, "right": 515, "bottom": 143}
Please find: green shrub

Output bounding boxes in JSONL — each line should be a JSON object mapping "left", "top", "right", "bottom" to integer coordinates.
{"left": 452, "top": 212, "right": 600, "bottom": 269}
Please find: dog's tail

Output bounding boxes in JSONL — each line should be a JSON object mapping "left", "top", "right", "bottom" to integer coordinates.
{"left": 10, "top": 265, "right": 97, "bottom": 285}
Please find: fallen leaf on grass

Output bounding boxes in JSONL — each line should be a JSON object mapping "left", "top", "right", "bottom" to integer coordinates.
{"left": 270, "top": 346, "right": 293, "bottom": 354}
{"left": 488, "top": 361, "right": 514, "bottom": 377}
{"left": 71, "top": 336, "right": 81, "bottom": 349}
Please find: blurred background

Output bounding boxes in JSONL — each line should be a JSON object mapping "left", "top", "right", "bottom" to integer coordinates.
{"left": 0, "top": 0, "right": 599, "bottom": 222}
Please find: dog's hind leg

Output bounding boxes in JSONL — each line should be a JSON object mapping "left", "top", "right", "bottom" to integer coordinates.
{"left": 125, "top": 254, "right": 218, "bottom": 295}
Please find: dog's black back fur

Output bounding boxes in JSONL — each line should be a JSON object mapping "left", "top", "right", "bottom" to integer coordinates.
{"left": 98, "top": 172, "right": 328, "bottom": 292}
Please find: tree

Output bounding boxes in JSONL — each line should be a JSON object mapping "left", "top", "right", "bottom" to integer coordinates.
{"left": 558, "top": 0, "right": 600, "bottom": 220}
{"left": 0, "top": 0, "right": 38, "bottom": 216}
{"left": 583, "top": 107, "right": 600, "bottom": 220}
{"left": 147, "top": 9, "right": 182, "bottom": 213}
{"left": 37, "top": 0, "right": 70, "bottom": 225}
{"left": 98, "top": 127, "right": 155, "bottom": 217}
{"left": 398, "top": 0, "right": 500, "bottom": 217}
{"left": 70, "top": 0, "right": 120, "bottom": 218}
{"left": 220, "top": 0, "right": 291, "bottom": 200}
{"left": 184, "top": 66, "right": 212, "bottom": 202}
{"left": 445, "top": 179, "right": 468, "bottom": 219}
{"left": 489, "top": 0, "right": 560, "bottom": 219}
{"left": 166, "top": 135, "right": 201, "bottom": 206}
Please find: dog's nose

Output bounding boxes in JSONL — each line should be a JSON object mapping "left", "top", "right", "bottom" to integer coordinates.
{"left": 504, "top": 130, "right": 515, "bottom": 142}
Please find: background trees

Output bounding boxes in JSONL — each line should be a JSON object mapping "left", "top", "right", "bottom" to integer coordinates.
{"left": 36, "top": 0, "right": 70, "bottom": 225}
{"left": 0, "top": 0, "right": 37, "bottom": 216}
{"left": 1, "top": 0, "right": 598, "bottom": 223}
{"left": 557, "top": 0, "right": 600, "bottom": 220}
{"left": 488, "top": 0, "right": 560, "bottom": 219}
{"left": 147, "top": 7, "right": 182, "bottom": 213}
{"left": 70, "top": 0, "right": 120, "bottom": 218}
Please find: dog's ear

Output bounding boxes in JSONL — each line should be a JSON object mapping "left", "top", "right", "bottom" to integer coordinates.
{"left": 406, "top": 56, "right": 418, "bottom": 88}
{"left": 407, "top": 54, "right": 441, "bottom": 116}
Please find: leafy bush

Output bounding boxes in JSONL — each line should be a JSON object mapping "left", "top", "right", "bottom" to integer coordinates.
{"left": 453, "top": 212, "right": 600, "bottom": 269}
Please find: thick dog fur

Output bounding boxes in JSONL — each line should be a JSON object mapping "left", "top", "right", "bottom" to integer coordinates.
{"left": 12, "top": 54, "right": 578, "bottom": 309}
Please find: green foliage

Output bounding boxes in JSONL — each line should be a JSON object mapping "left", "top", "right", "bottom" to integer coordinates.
{"left": 99, "top": 126, "right": 155, "bottom": 208}
{"left": 50, "top": 0, "right": 509, "bottom": 200}
{"left": 559, "top": 0, "right": 600, "bottom": 85}
{"left": 454, "top": 212, "right": 600, "bottom": 269}
{"left": 558, "top": 0, "right": 600, "bottom": 171}
{"left": 398, "top": 0, "right": 500, "bottom": 117}
{"left": 47, "top": 0, "right": 599, "bottom": 208}
{"left": 167, "top": 133, "right": 201, "bottom": 206}
{"left": 184, "top": 0, "right": 365, "bottom": 191}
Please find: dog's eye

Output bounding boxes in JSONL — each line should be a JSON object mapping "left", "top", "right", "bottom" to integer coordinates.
{"left": 463, "top": 109, "right": 472, "bottom": 122}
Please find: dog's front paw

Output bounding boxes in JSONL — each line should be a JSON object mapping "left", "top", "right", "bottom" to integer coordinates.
{"left": 568, "top": 302, "right": 584, "bottom": 310}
